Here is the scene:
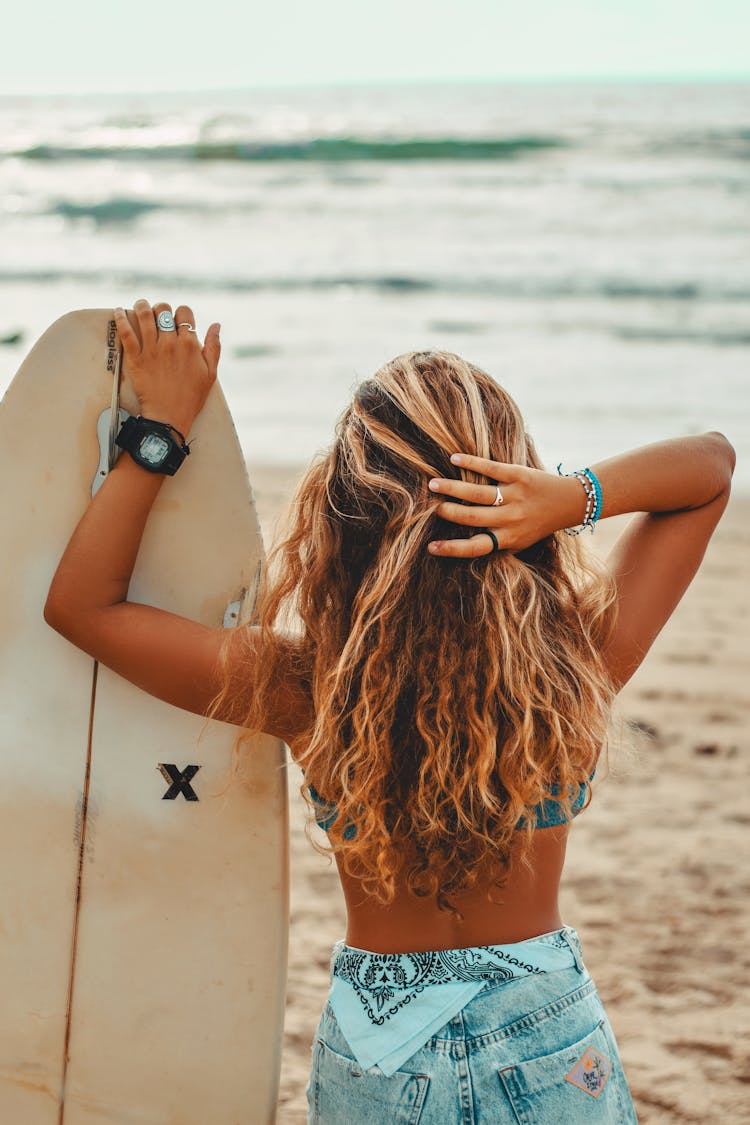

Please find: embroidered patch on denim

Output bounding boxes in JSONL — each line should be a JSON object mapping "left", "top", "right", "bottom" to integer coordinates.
{"left": 564, "top": 1046, "right": 612, "bottom": 1098}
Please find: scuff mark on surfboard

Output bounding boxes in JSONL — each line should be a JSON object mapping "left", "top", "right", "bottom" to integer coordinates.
{"left": 0, "top": 1066, "right": 58, "bottom": 1100}
{"left": 72, "top": 790, "right": 98, "bottom": 855}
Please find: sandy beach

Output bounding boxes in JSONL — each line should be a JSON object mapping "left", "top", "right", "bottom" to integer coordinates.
{"left": 247, "top": 462, "right": 749, "bottom": 1125}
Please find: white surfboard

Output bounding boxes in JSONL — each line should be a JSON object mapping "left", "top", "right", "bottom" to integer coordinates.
{"left": 0, "top": 310, "right": 289, "bottom": 1123}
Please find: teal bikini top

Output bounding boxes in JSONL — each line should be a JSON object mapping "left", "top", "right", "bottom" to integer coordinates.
{"left": 308, "top": 770, "right": 595, "bottom": 840}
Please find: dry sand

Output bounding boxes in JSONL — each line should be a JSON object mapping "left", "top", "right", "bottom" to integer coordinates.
{"left": 247, "top": 462, "right": 749, "bottom": 1125}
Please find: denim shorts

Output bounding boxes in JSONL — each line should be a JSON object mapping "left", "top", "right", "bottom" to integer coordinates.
{"left": 306, "top": 930, "right": 638, "bottom": 1123}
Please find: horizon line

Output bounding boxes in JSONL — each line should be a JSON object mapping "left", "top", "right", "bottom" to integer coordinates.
{"left": 1, "top": 72, "right": 749, "bottom": 98}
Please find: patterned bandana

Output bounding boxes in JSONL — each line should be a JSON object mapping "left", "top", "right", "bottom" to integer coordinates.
{"left": 327, "top": 926, "right": 586, "bottom": 1077}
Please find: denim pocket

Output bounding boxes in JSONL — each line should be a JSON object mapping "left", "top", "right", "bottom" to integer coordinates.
{"left": 308, "top": 1036, "right": 430, "bottom": 1125}
{"left": 498, "top": 1018, "right": 636, "bottom": 1124}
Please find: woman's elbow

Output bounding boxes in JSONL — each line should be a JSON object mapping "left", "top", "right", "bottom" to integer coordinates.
{"left": 43, "top": 594, "right": 72, "bottom": 633}
{"left": 43, "top": 596, "right": 60, "bottom": 628}
{"left": 706, "top": 431, "right": 736, "bottom": 484}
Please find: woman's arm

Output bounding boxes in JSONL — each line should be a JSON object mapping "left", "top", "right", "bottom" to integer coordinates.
{"left": 586, "top": 433, "right": 735, "bottom": 688}
{"left": 44, "top": 298, "right": 217, "bottom": 620}
{"left": 425, "top": 432, "right": 736, "bottom": 688}
{"left": 44, "top": 299, "right": 311, "bottom": 744}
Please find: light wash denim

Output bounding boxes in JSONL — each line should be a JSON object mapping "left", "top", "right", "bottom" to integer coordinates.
{"left": 306, "top": 927, "right": 638, "bottom": 1123}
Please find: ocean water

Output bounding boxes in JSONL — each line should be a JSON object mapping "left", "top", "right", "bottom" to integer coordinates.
{"left": 0, "top": 81, "right": 748, "bottom": 486}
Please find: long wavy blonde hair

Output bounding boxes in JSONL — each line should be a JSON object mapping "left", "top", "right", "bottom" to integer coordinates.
{"left": 206, "top": 350, "right": 619, "bottom": 914}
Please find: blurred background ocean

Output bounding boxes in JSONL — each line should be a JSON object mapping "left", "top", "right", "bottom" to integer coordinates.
{"left": 1, "top": 80, "right": 748, "bottom": 484}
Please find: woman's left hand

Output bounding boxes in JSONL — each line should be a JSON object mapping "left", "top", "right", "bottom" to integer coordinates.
{"left": 426, "top": 452, "right": 585, "bottom": 556}
{"left": 114, "top": 298, "right": 221, "bottom": 434}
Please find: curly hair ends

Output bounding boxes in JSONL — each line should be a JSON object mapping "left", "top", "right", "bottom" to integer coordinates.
{"left": 204, "top": 349, "right": 619, "bottom": 916}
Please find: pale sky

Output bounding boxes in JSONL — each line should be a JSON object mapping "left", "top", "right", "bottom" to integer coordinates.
{"left": 2, "top": 0, "right": 749, "bottom": 94}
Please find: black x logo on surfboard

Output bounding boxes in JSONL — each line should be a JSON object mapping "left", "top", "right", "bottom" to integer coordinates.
{"left": 158, "top": 763, "right": 201, "bottom": 801}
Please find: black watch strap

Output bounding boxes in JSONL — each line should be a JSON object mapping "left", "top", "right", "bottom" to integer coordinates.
{"left": 115, "top": 415, "right": 191, "bottom": 475}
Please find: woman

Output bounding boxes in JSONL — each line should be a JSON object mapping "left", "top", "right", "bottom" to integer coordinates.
{"left": 45, "top": 299, "right": 735, "bottom": 1124}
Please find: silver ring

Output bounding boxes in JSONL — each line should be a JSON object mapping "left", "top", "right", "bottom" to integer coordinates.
{"left": 177, "top": 322, "right": 197, "bottom": 333}
{"left": 491, "top": 486, "right": 504, "bottom": 506}
{"left": 156, "top": 310, "right": 176, "bottom": 332}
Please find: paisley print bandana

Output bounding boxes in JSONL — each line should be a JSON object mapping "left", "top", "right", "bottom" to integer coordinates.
{"left": 327, "top": 926, "right": 585, "bottom": 1077}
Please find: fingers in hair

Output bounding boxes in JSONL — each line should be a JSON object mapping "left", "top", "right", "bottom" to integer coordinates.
{"left": 433, "top": 500, "right": 503, "bottom": 528}
{"left": 429, "top": 478, "right": 503, "bottom": 505}
{"left": 428, "top": 533, "right": 496, "bottom": 558}
{"left": 450, "top": 452, "right": 520, "bottom": 481}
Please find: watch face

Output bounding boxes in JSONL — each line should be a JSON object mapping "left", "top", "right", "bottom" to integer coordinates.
{"left": 139, "top": 432, "right": 170, "bottom": 465}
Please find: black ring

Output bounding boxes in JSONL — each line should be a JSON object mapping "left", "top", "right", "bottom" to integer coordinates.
{"left": 484, "top": 528, "right": 499, "bottom": 553}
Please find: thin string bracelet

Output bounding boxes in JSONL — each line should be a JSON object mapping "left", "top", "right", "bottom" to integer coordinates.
{"left": 557, "top": 464, "right": 603, "bottom": 535}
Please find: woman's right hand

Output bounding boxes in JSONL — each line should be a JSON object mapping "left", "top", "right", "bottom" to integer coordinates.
{"left": 114, "top": 299, "right": 221, "bottom": 436}
{"left": 426, "top": 453, "right": 586, "bottom": 557}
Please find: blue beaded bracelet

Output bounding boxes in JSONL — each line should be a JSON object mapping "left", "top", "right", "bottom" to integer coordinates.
{"left": 557, "top": 463, "right": 603, "bottom": 535}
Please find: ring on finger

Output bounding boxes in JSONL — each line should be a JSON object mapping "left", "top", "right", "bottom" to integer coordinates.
{"left": 177, "top": 322, "right": 197, "bottom": 332}
{"left": 156, "top": 309, "right": 176, "bottom": 332}
{"left": 491, "top": 486, "right": 503, "bottom": 506}
{"left": 484, "top": 528, "right": 499, "bottom": 552}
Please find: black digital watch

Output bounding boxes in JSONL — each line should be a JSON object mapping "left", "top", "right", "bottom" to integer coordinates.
{"left": 115, "top": 415, "right": 191, "bottom": 475}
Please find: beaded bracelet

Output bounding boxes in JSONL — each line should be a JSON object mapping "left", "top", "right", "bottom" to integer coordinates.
{"left": 557, "top": 464, "right": 603, "bottom": 535}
